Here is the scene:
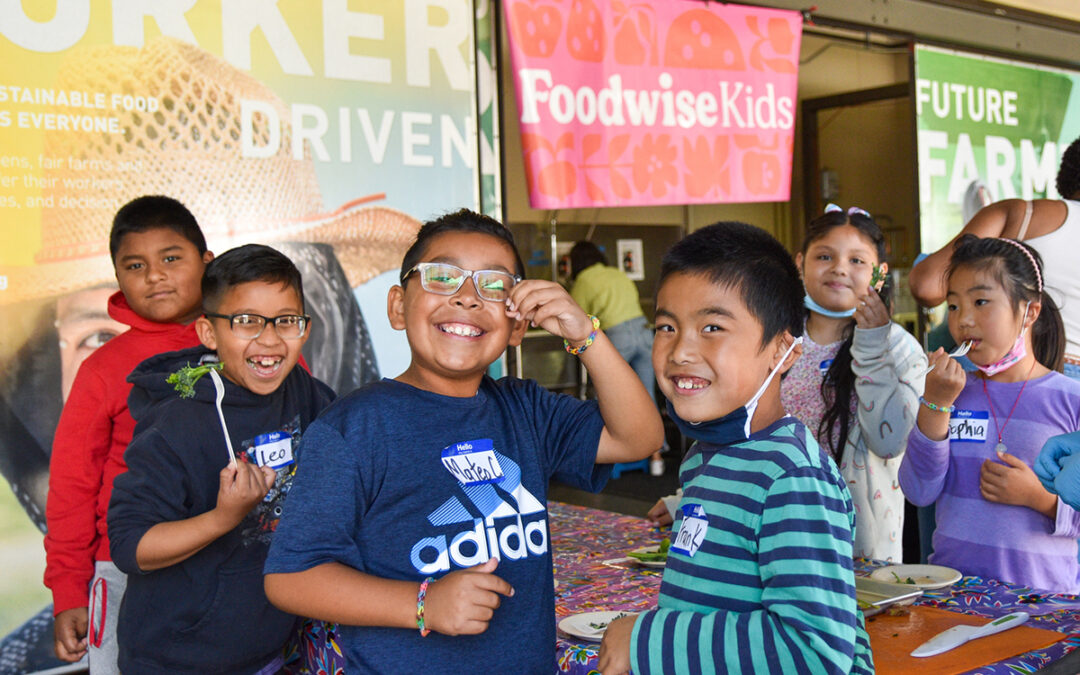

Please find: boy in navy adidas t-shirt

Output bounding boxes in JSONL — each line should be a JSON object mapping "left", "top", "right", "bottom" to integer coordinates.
{"left": 264, "top": 209, "right": 663, "bottom": 673}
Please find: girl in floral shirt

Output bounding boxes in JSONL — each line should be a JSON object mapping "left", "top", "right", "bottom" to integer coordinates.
{"left": 782, "top": 205, "right": 927, "bottom": 561}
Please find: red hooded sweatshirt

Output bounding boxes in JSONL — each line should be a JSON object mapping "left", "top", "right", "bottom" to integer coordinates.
{"left": 44, "top": 292, "right": 200, "bottom": 615}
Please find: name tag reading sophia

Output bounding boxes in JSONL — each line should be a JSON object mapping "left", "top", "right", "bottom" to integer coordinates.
{"left": 949, "top": 409, "right": 989, "bottom": 443}
{"left": 252, "top": 431, "right": 294, "bottom": 469}
{"left": 441, "top": 439, "right": 505, "bottom": 486}
{"left": 670, "top": 503, "right": 709, "bottom": 558}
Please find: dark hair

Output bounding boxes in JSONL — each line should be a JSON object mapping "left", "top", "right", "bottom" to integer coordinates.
{"left": 658, "top": 221, "right": 803, "bottom": 349}
{"left": 948, "top": 234, "right": 1065, "bottom": 371}
{"left": 1058, "top": 137, "right": 1080, "bottom": 199}
{"left": 568, "top": 241, "right": 608, "bottom": 280}
{"left": 800, "top": 209, "right": 890, "bottom": 461}
{"left": 398, "top": 208, "right": 525, "bottom": 284}
{"left": 109, "top": 195, "right": 206, "bottom": 262}
{"left": 201, "top": 244, "right": 304, "bottom": 313}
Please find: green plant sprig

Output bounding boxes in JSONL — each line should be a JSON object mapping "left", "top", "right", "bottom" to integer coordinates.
{"left": 166, "top": 362, "right": 223, "bottom": 399}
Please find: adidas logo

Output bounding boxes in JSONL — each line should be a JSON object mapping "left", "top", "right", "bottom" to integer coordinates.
{"left": 410, "top": 451, "right": 548, "bottom": 574}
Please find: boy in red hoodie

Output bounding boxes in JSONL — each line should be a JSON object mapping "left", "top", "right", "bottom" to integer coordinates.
{"left": 44, "top": 196, "right": 213, "bottom": 671}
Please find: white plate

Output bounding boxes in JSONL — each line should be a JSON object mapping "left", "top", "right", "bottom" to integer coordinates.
{"left": 869, "top": 564, "right": 962, "bottom": 590}
{"left": 628, "top": 545, "right": 666, "bottom": 568}
{"left": 558, "top": 611, "right": 634, "bottom": 642}
{"left": 855, "top": 576, "right": 923, "bottom": 617}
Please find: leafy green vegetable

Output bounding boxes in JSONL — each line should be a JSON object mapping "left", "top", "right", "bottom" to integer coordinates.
{"left": 890, "top": 571, "right": 916, "bottom": 585}
{"left": 589, "top": 612, "right": 630, "bottom": 631}
{"left": 870, "top": 264, "right": 889, "bottom": 292}
{"left": 627, "top": 537, "right": 670, "bottom": 563}
{"left": 167, "top": 362, "right": 223, "bottom": 399}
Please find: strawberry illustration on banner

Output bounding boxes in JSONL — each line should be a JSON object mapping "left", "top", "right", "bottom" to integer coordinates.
{"left": 504, "top": 0, "right": 802, "bottom": 208}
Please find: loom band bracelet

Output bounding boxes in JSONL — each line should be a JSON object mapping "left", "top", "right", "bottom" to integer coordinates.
{"left": 416, "top": 576, "right": 433, "bottom": 637}
{"left": 564, "top": 315, "right": 601, "bottom": 355}
{"left": 918, "top": 396, "right": 956, "bottom": 414}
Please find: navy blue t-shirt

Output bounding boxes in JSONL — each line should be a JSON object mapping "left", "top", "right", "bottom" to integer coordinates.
{"left": 265, "top": 376, "right": 609, "bottom": 673}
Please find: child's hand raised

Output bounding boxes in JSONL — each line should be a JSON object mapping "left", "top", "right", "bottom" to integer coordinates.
{"left": 981, "top": 451, "right": 1058, "bottom": 518}
{"left": 853, "top": 285, "right": 890, "bottom": 330}
{"left": 923, "top": 348, "right": 966, "bottom": 408}
{"left": 505, "top": 280, "right": 593, "bottom": 345}
{"left": 213, "top": 461, "right": 276, "bottom": 529}
{"left": 424, "top": 558, "right": 514, "bottom": 636}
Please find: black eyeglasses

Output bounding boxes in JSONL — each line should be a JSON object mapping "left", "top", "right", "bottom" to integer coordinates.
{"left": 204, "top": 312, "right": 310, "bottom": 340}
{"left": 402, "top": 262, "right": 520, "bottom": 302}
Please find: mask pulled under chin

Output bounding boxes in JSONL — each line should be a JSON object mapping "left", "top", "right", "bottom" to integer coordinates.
{"left": 804, "top": 294, "right": 856, "bottom": 319}
{"left": 974, "top": 303, "right": 1030, "bottom": 377}
{"left": 667, "top": 337, "right": 803, "bottom": 446}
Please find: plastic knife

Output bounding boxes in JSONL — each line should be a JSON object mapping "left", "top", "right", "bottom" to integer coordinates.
{"left": 911, "top": 611, "right": 1029, "bottom": 657}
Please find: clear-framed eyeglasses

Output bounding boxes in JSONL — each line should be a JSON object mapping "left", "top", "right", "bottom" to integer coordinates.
{"left": 402, "top": 262, "right": 521, "bottom": 302}
{"left": 203, "top": 312, "right": 310, "bottom": 340}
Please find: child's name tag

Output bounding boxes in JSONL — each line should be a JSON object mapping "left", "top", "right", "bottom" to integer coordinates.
{"left": 949, "top": 410, "right": 989, "bottom": 443}
{"left": 252, "top": 431, "right": 294, "bottom": 469}
{"left": 441, "top": 439, "right": 504, "bottom": 485}
{"left": 819, "top": 358, "right": 834, "bottom": 375}
{"left": 670, "top": 503, "right": 709, "bottom": 558}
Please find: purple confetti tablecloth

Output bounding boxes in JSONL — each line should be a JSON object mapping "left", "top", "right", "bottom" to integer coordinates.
{"left": 285, "top": 501, "right": 1080, "bottom": 674}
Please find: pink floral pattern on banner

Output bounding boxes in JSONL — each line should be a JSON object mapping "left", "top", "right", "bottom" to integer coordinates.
{"left": 504, "top": 0, "right": 802, "bottom": 208}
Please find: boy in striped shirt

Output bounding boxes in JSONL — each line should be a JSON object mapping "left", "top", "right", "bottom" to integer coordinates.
{"left": 598, "top": 222, "right": 874, "bottom": 675}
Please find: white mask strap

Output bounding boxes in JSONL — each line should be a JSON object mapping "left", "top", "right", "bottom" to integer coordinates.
{"left": 744, "top": 336, "right": 803, "bottom": 437}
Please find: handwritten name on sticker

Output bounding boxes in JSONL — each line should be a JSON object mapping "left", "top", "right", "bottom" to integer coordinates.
{"left": 671, "top": 503, "right": 709, "bottom": 558}
{"left": 949, "top": 409, "right": 989, "bottom": 443}
{"left": 441, "top": 438, "right": 505, "bottom": 486}
{"left": 252, "top": 431, "right": 294, "bottom": 469}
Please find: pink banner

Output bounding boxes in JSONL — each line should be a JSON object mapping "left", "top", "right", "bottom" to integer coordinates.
{"left": 504, "top": 0, "right": 802, "bottom": 208}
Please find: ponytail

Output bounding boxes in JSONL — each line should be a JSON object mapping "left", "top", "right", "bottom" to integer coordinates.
{"left": 1033, "top": 290, "right": 1065, "bottom": 372}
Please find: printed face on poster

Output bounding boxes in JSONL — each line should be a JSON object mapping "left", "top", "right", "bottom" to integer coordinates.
{"left": 0, "top": 0, "right": 487, "bottom": 653}
{"left": 617, "top": 239, "right": 645, "bottom": 281}
{"left": 503, "top": 0, "right": 802, "bottom": 208}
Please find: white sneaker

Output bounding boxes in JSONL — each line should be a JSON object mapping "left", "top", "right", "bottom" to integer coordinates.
{"left": 650, "top": 458, "right": 665, "bottom": 476}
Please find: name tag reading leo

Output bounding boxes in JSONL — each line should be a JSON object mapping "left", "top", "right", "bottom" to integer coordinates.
{"left": 949, "top": 409, "right": 989, "bottom": 443}
{"left": 441, "top": 439, "right": 504, "bottom": 485}
{"left": 670, "top": 503, "right": 709, "bottom": 558}
{"left": 252, "top": 431, "right": 294, "bottom": 469}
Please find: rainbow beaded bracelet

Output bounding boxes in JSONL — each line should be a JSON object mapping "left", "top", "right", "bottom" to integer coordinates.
{"left": 416, "top": 576, "right": 433, "bottom": 637}
{"left": 564, "top": 315, "right": 600, "bottom": 355}
{"left": 918, "top": 396, "right": 955, "bottom": 414}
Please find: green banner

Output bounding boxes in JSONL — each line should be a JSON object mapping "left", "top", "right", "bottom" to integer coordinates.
{"left": 915, "top": 44, "right": 1080, "bottom": 252}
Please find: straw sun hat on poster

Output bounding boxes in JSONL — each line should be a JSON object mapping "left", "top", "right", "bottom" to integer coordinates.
{"left": 3, "top": 36, "right": 421, "bottom": 305}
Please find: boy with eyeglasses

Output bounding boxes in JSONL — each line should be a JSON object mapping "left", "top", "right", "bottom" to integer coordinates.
{"left": 263, "top": 209, "right": 663, "bottom": 673}
{"left": 107, "top": 244, "right": 335, "bottom": 674}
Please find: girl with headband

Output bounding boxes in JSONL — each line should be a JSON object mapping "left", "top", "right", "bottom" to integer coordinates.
{"left": 901, "top": 235, "right": 1080, "bottom": 593}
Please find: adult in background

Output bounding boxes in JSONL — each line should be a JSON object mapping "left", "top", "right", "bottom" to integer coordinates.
{"left": 910, "top": 137, "right": 1080, "bottom": 377}
{"left": 569, "top": 242, "right": 666, "bottom": 475}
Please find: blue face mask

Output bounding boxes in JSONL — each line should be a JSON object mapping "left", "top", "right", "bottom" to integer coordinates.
{"left": 667, "top": 337, "right": 803, "bottom": 446}
{"left": 804, "top": 294, "right": 855, "bottom": 319}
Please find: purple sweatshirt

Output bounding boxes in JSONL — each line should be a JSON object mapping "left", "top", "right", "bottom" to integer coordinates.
{"left": 900, "top": 371, "right": 1080, "bottom": 594}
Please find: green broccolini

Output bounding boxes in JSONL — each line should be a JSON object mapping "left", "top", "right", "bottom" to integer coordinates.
{"left": 166, "top": 362, "right": 224, "bottom": 398}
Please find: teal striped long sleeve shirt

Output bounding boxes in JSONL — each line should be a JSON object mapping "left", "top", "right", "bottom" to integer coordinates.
{"left": 630, "top": 418, "right": 875, "bottom": 674}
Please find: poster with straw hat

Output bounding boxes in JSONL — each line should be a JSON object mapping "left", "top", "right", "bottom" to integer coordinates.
{"left": 0, "top": 4, "right": 484, "bottom": 669}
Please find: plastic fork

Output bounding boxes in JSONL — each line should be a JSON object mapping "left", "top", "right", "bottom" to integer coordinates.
{"left": 921, "top": 340, "right": 972, "bottom": 376}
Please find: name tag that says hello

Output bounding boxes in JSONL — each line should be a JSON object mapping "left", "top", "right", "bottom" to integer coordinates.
{"left": 441, "top": 439, "right": 505, "bottom": 486}
{"left": 949, "top": 409, "right": 989, "bottom": 443}
{"left": 252, "top": 431, "right": 294, "bottom": 469}
{"left": 670, "top": 503, "right": 709, "bottom": 558}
